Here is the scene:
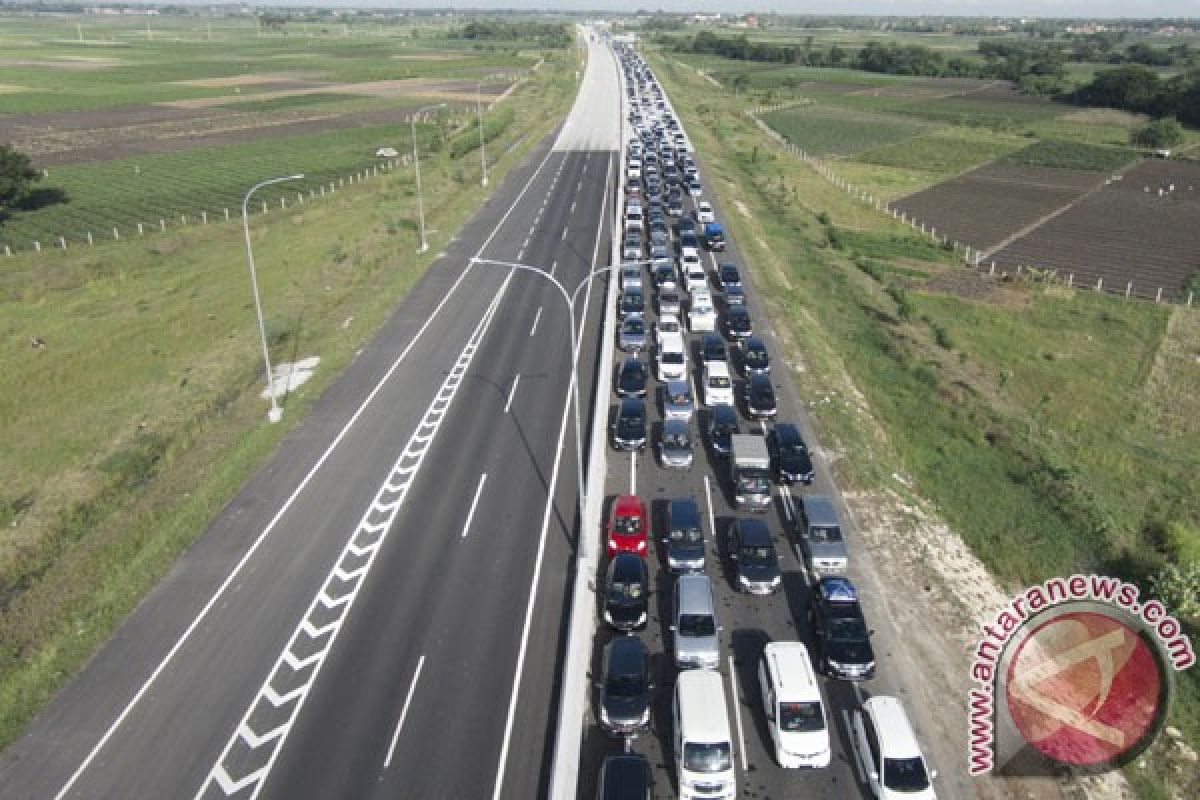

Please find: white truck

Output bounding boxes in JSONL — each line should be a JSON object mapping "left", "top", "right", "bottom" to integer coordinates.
{"left": 730, "top": 434, "right": 771, "bottom": 512}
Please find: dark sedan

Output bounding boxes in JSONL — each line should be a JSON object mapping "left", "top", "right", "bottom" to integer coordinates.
{"left": 767, "top": 423, "right": 814, "bottom": 484}
{"left": 743, "top": 372, "right": 778, "bottom": 419}
{"left": 612, "top": 397, "right": 647, "bottom": 451}
{"left": 598, "top": 635, "right": 652, "bottom": 736}
{"left": 616, "top": 357, "right": 648, "bottom": 398}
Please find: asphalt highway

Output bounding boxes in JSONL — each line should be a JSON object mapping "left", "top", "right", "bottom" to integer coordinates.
{"left": 0, "top": 33, "right": 621, "bottom": 800}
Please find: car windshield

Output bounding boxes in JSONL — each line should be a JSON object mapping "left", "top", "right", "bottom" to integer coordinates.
{"left": 811, "top": 526, "right": 842, "bottom": 543}
{"left": 623, "top": 319, "right": 644, "bottom": 335}
{"left": 614, "top": 513, "right": 642, "bottom": 534}
{"left": 779, "top": 702, "right": 825, "bottom": 733}
{"left": 709, "top": 375, "right": 731, "bottom": 389}
{"left": 827, "top": 614, "right": 869, "bottom": 642}
{"left": 669, "top": 391, "right": 689, "bottom": 406}
{"left": 665, "top": 431, "right": 690, "bottom": 448}
{"left": 683, "top": 742, "right": 732, "bottom": 773}
{"left": 663, "top": 352, "right": 684, "bottom": 365}
{"left": 740, "top": 545, "right": 774, "bottom": 565}
{"left": 783, "top": 441, "right": 807, "bottom": 457}
{"left": 679, "top": 613, "right": 716, "bottom": 637}
{"left": 747, "top": 351, "right": 767, "bottom": 366}
{"left": 883, "top": 756, "right": 931, "bottom": 792}
{"left": 660, "top": 320, "right": 680, "bottom": 333}
{"left": 670, "top": 526, "right": 703, "bottom": 544}
{"left": 608, "top": 580, "right": 643, "bottom": 601}
{"left": 737, "top": 475, "right": 769, "bottom": 493}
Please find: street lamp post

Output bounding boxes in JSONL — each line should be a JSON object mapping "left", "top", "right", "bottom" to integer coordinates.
{"left": 477, "top": 83, "right": 489, "bottom": 188}
{"left": 411, "top": 102, "right": 447, "bottom": 254}
{"left": 470, "top": 257, "right": 653, "bottom": 542}
{"left": 242, "top": 173, "right": 304, "bottom": 423}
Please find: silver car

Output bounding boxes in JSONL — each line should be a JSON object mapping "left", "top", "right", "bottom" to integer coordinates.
{"left": 658, "top": 417, "right": 694, "bottom": 470}
{"left": 662, "top": 379, "right": 694, "bottom": 421}
{"left": 658, "top": 290, "right": 682, "bottom": 317}
{"left": 618, "top": 313, "right": 647, "bottom": 353}
{"left": 671, "top": 574, "right": 720, "bottom": 670}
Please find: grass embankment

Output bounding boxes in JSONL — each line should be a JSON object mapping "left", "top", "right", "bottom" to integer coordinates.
{"left": 0, "top": 50, "right": 577, "bottom": 750}
{"left": 650, "top": 49, "right": 1199, "bottom": 799}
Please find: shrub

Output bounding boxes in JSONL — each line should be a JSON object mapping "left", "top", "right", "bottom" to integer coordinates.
{"left": 1150, "top": 563, "right": 1200, "bottom": 622}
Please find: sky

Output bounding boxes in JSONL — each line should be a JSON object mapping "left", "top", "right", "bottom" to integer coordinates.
{"left": 224, "top": 1, "right": 1199, "bottom": 17}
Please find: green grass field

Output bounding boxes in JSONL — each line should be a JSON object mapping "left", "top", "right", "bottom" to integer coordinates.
{"left": 999, "top": 138, "right": 1142, "bottom": 171}
{"left": 648, "top": 45, "right": 1199, "bottom": 799}
{"left": 761, "top": 105, "right": 929, "bottom": 157}
{"left": 852, "top": 128, "right": 1024, "bottom": 177}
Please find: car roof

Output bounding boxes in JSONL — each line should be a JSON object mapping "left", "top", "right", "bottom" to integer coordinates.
{"left": 712, "top": 404, "right": 737, "bottom": 423}
{"left": 749, "top": 372, "right": 772, "bottom": 388}
{"left": 707, "top": 361, "right": 730, "bottom": 377}
{"left": 610, "top": 551, "right": 648, "bottom": 581}
{"left": 663, "top": 417, "right": 690, "bottom": 436}
{"left": 735, "top": 517, "right": 772, "bottom": 544}
{"left": 677, "top": 573, "right": 714, "bottom": 613}
{"left": 669, "top": 497, "right": 701, "bottom": 523}
{"left": 619, "top": 396, "right": 644, "bottom": 413}
{"left": 818, "top": 576, "right": 857, "bottom": 603}
{"left": 607, "top": 633, "right": 648, "bottom": 673}
{"left": 745, "top": 335, "right": 765, "bottom": 349}
{"left": 665, "top": 378, "right": 690, "bottom": 394}
{"left": 863, "top": 696, "right": 924, "bottom": 759}
{"left": 702, "top": 332, "right": 724, "bottom": 346}
{"left": 600, "top": 753, "right": 650, "bottom": 799}
{"left": 763, "top": 641, "right": 821, "bottom": 702}
{"left": 774, "top": 423, "right": 801, "bottom": 442}
{"left": 675, "top": 669, "right": 729, "bottom": 741}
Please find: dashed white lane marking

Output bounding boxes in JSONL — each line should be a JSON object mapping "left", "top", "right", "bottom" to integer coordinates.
{"left": 54, "top": 123, "right": 566, "bottom": 800}
{"left": 703, "top": 474, "right": 716, "bottom": 544}
{"left": 550, "top": 260, "right": 558, "bottom": 277}
{"left": 197, "top": 284, "right": 511, "bottom": 800}
{"left": 577, "top": 180, "right": 583, "bottom": 192}
{"left": 382, "top": 655, "right": 426, "bottom": 769}
{"left": 529, "top": 307, "right": 543, "bottom": 337}
{"left": 561, "top": 226, "right": 569, "bottom": 241}
{"left": 504, "top": 374, "right": 521, "bottom": 414}
{"left": 570, "top": 200, "right": 577, "bottom": 214}
{"left": 728, "top": 655, "right": 749, "bottom": 773}
{"left": 517, "top": 249, "right": 526, "bottom": 262}
{"left": 461, "top": 473, "right": 488, "bottom": 539}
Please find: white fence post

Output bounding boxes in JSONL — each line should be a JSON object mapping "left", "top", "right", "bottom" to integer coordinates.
{"left": 1097, "top": 277, "right": 1103, "bottom": 291}
{"left": 159, "top": 219, "right": 166, "bottom": 231}
{"left": 202, "top": 211, "right": 208, "bottom": 224}
{"left": 1126, "top": 281, "right": 1133, "bottom": 298}
{"left": 87, "top": 231, "right": 94, "bottom": 246}
{"left": 1156, "top": 287, "right": 1163, "bottom": 303}
{"left": 1188, "top": 291, "right": 1193, "bottom": 307}
{"left": 181, "top": 214, "right": 186, "bottom": 225}
{"left": 59, "top": 236, "right": 67, "bottom": 250}
{"left": 34, "top": 241, "right": 41, "bottom": 252}
{"left": 990, "top": 262, "right": 996, "bottom": 276}
{"left": 225, "top": 208, "right": 230, "bottom": 221}
{"left": 3, "top": 245, "right": 11, "bottom": 257}
{"left": 113, "top": 227, "right": 120, "bottom": 240}
{"left": 281, "top": 197, "right": 286, "bottom": 209}
{"left": 261, "top": 200, "right": 268, "bottom": 214}
{"left": 1068, "top": 273, "right": 1074, "bottom": 288}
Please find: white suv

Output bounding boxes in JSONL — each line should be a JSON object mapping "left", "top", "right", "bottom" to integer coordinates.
{"left": 851, "top": 696, "right": 937, "bottom": 799}
{"left": 703, "top": 361, "right": 733, "bottom": 407}
{"left": 658, "top": 340, "right": 687, "bottom": 382}
{"left": 758, "top": 642, "right": 830, "bottom": 769}
{"left": 688, "top": 289, "right": 717, "bottom": 333}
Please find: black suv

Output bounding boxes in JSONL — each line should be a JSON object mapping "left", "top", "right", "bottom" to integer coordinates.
{"left": 727, "top": 518, "right": 782, "bottom": 595}
{"left": 767, "top": 423, "right": 814, "bottom": 484}
{"left": 663, "top": 497, "right": 705, "bottom": 573}
{"left": 809, "top": 577, "right": 876, "bottom": 680}
{"left": 612, "top": 397, "right": 647, "bottom": 451}
{"left": 603, "top": 552, "right": 649, "bottom": 631}
{"left": 598, "top": 635, "right": 652, "bottom": 736}
{"left": 739, "top": 336, "right": 770, "bottom": 375}
{"left": 725, "top": 306, "right": 753, "bottom": 339}
{"left": 616, "top": 357, "right": 648, "bottom": 398}
{"left": 706, "top": 404, "right": 740, "bottom": 457}
{"left": 743, "top": 372, "right": 778, "bottom": 419}
{"left": 699, "top": 332, "right": 726, "bottom": 366}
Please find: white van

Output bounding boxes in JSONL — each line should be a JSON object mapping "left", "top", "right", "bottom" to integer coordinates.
{"left": 703, "top": 361, "right": 734, "bottom": 407}
{"left": 674, "top": 669, "right": 736, "bottom": 800}
{"left": 758, "top": 642, "right": 831, "bottom": 769}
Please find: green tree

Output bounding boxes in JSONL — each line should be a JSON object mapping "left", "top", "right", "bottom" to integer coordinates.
{"left": 1131, "top": 117, "right": 1185, "bottom": 150}
{"left": 0, "top": 144, "right": 40, "bottom": 213}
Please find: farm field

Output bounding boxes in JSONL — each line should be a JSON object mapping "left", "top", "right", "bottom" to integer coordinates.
{"left": 0, "top": 12, "right": 546, "bottom": 251}
{"left": 992, "top": 159, "right": 1200, "bottom": 299}
{"left": 761, "top": 104, "right": 929, "bottom": 157}
{"left": 890, "top": 163, "right": 1105, "bottom": 251}
{"left": 647, "top": 44, "right": 1199, "bottom": 800}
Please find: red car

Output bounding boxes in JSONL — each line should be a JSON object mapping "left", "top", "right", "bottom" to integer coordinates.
{"left": 606, "top": 494, "right": 648, "bottom": 557}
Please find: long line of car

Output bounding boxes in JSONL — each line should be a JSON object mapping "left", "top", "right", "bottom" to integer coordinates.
{"left": 589, "top": 43, "right": 939, "bottom": 800}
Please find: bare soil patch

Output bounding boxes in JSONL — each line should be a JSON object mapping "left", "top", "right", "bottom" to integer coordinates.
{"left": 993, "top": 160, "right": 1200, "bottom": 299}
{"left": 893, "top": 164, "right": 1096, "bottom": 251}
{"left": 164, "top": 78, "right": 508, "bottom": 109}
{"left": 173, "top": 72, "right": 324, "bottom": 88}
{"left": 0, "top": 56, "right": 121, "bottom": 70}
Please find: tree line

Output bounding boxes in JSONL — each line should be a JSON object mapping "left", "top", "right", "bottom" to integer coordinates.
{"left": 666, "top": 31, "right": 1199, "bottom": 125}
{"left": 449, "top": 20, "right": 572, "bottom": 48}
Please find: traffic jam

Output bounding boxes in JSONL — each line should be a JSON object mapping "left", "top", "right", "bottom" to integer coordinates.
{"left": 587, "top": 43, "right": 939, "bottom": 800}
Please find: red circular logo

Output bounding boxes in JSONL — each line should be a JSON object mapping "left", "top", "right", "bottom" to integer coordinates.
{"left": 1005, "top": 611, "right": 1165, "bottom": 767}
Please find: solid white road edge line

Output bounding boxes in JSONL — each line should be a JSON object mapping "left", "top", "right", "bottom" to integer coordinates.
{"left": 728, "top": 655, "right": 749, "bottom": 773}
{"left": 382, "top": 655, "right": 426, "bottom": 770}
{"left": 629, "top": 450, "right": 637, "bottom": 496}
{"left": 490, "top": 142, "right": 615, "bottom": 800}
{"left": 504, "top": 374, "right": 521, "bottom": 414}
{"left": 52, "top": 120, "right": 567, "bottom": 800}
{"left": 461, "top": 474, "right": 488, "bottom": 539}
